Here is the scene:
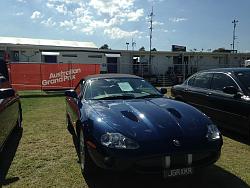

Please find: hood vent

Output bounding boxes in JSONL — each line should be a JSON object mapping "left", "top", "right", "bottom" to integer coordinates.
{"left": 167, "top": 108, "right": 182, "bottom": 119}
{"left": 121, "top": 111, "right": 139, "bottom": 122}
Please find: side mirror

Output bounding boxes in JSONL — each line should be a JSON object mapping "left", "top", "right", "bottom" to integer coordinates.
{"left": 65, "top": 90, "right": 78, "bottom": 98}
{"left": 159, "top": 88, "right": 168, "bottom": 95}
{"left": 222, "top": 86, "right": 238, "bottom": 95}
{"left": 0, "top": 88, "right": 15, "bottom": 99}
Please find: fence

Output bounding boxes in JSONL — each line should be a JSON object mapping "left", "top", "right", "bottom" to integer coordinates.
{"left": 8, "top": 62, "right": 100, "bottom": 91}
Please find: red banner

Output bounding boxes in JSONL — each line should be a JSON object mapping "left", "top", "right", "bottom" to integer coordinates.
{"left": 8, "top": 63, "right": 100, "bottom": 90}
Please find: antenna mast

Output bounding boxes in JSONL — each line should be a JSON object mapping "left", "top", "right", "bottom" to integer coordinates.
{"left": 232, "top": 19, "right": 239, "bottom": 53}
{"left": 132, "top": 38, "right": 136, "bottom": 51}
{"left": 149, "top": 7, "right": 154, "bottom": 74}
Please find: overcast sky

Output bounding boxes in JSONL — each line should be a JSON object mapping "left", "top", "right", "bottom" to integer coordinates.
{"left": 0, "top": 0, "right": 249, "bottom": 52}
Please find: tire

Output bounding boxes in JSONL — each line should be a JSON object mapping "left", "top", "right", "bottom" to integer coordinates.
{"left": 16, "top": 109, "right": 22, "bottom": 130}
{"left": 79, "top": 128, "right": 99, "bottom": 175}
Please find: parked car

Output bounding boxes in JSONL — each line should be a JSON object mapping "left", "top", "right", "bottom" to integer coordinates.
{"left": 171, "top": 68, "right": 250, "bottom": 137}
{"left": 0, "top": 74, "right": 22, "bottom": 152}
{"left": 65, "top": 74, "right": 222, "bottom": 177}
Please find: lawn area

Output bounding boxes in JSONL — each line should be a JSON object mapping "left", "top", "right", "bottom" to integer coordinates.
{"left": 0, "top": 95, "right": 249, "bottom": 188}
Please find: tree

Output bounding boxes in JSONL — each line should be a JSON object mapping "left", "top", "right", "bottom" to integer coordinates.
{"left": 152, "top": 48, "right": 157, "bottom": 51}
{"left": 139, "top": 46, "right": 145, "bottom": 51}
{"left": 212, "top": 48, "right": 231, "bottom": 53}
{"left": 100, "top": 44, "right": 109, "bottom": 49}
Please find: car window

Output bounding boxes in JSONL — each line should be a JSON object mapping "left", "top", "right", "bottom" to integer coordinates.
{"left": 75, "top": 80, "right": 85, "bottom": 97}
{"left": 187, "top": 75, "right": 196, "bottom": 86}
{"left": 235, "top": 71, "right": 250, "bottom": 93}
{"left": 192, "top": 73, "right": 213, "bottom": 89}
{"left": 84, "top": 78, "right": 161, "bottom": 100}
{"left": 84, "top": 80, "right": 93, "bottom": 99}
{"left": 211, "top": 73, "right": 238, "bottom": 92}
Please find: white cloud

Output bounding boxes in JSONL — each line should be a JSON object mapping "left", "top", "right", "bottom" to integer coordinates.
{"left": 127, "top": 9, "right": 144, "bottom": 22}
{"left": 46, "top": 2, "right": 68, "bottom": 15}
{"left": 89, "top": 0, "right": 134, "bottom": 17}
{"left": 104, "top": 27, "right": 142, "bottom": 39}
{"left": 81, "top": 27, "right": 95, "bottom": 35}
{"left": 152, "top": 21, "right": 164, "bottom": 26}
{"left": 41, "top": 17, "right": 56, "bottom": 27}
{"left": 17, "top": 0, "right": 26, "bottom": 3}
{"left": 161, "top": 29, "right": 176, "bottom": 33}
{"left": 15, "top": 12, "right": 24, "bottom": 16}
{"left": 60, "top": 20, "right": 74, "bottom": 27}
{"left": 46, "top": 2, "right": 55, "bottom": 8}
{"left": 30, "top": 11, "right": 43, "bottom": 20}
{"left": 169, "top": 17, "right": 188, "bottom": 23}
{"left": 148, "top": 0, "right": 164, "bottom": 2}
{"left": 36, "top": 0, "right": 144, "bottom": 39}
{"left": 55, "top": 4, "right": 68, "bottom": 15}
{"left": 47, "top": 0, "right": 82, "bottom": 4}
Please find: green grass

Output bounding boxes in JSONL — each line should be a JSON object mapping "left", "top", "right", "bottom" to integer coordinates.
{"left": 2, "top": 97, "right": 85, "bottom": 187}
{"left": 1, "top": 95, "right": 250, "bottom": 187}
{"left": 17, "top": 90, "right": 65, "bottom": 98}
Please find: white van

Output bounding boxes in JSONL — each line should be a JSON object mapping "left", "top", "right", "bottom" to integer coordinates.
{"left": 245, "top": 60, "right": 250, "bottom": 67}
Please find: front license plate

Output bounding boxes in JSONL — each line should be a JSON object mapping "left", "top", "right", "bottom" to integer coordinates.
{"left": 163, "top": 167, "right": 193, "bottom": 178}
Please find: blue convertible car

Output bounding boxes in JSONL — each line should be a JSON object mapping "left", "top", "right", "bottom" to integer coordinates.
{"left": 65, "top": 74, "right": 222, "bottom": 177}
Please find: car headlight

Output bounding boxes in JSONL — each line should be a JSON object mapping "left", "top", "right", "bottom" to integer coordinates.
{"left": 101, "top": 133, "right": 139, "bottom": 149}
{"left": 206, "top": 124, "right": 220, "bottom": 141}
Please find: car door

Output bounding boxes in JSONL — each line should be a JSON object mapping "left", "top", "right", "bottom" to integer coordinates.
{"left": 173, "top": 75, "right": 196, "bottom": 101}
{"left": 5, "top": 92, "right": 19, "bottom": 135}
{"left": 183, "top": 73, "right": 214, "bottom": 115}
{"left": 0, "top": 93, "right": 10, "bottom": 148}
{"left": 208, "top": 73, "right": 249, "bottom": 134}
{"left": 66, "top": 80, "right": 85, "bottom": 129}
{"left": 0, "top": 88, "right": 19, "bottom": 149}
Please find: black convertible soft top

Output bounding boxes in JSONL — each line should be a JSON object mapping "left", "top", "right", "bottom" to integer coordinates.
{"left": 201, "top": 67, "right": 250, "bottom": 73}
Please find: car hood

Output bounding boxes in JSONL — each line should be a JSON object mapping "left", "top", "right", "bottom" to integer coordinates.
{"left": 88, "top": 98, "right": 210, "bottom": 143}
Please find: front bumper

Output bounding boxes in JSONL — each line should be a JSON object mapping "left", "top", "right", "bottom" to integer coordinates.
{"left": 88, "top": 146, "right": 221, "bottom": 174}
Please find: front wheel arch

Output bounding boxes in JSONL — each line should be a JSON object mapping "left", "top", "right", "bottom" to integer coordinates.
{"left": 78, "top": 124, "right": 100, "bottom": 175}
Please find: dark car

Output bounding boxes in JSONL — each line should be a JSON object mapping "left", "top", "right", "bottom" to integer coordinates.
{"left": 65, "top": 74, "right": 222, "bottom": 178}
{"left": 0, "top": 74, "right": 22, "bottom": 152}
{"left": 171, "top": 68, "right": 250, "bottom": 137}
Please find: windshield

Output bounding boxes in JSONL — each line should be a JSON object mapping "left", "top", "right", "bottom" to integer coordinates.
{"left": 235, "top": 71, "right": 250, "bottom": 93}
{"left": 84, "top": 78, "right": 162, "bottom": 100}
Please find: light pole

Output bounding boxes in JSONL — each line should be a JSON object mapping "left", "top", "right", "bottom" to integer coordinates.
{"left": 232, "top": 19, "right": 239, "bottom": 53}
{"left": 132, "top": 38, "right": 136, "bottom": 51}
{"left": 148, "top": 6, "right": 154, "bottom": 75}
{"left": 126, "top": 42, "right": 129, "bottom": 50}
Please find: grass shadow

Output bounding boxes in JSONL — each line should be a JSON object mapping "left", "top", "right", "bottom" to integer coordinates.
{"left": 18, "top": 90, "right": 65, "bottom": 98}
{"left": 220, "top": 128, "right": 249, "bottom": 146}
{"left": 84, "top": 165, "right": 249, "bottom": 188}
{"left": 0, "top": 128, "right": 23, "bottom": 187}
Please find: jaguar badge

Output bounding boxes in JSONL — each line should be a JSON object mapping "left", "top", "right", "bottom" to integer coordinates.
{"left": 173, "top": 139, "right": 181, "bottom": 147}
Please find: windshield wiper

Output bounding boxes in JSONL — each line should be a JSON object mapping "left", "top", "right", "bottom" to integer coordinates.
{"left": 136, "top": 94, "right": 163, "bottom": 99}
{"left": 93, "top": 95, "right": 135, "bottom": 100}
